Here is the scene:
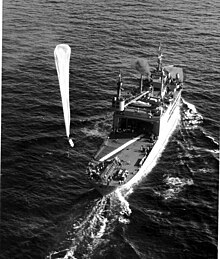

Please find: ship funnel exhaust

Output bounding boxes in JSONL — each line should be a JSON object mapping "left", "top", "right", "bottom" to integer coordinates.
{"left": 54, "top": 44, "right": 74, "bottom": 147}
{"left": 133, "top": 58, "right": 151, "bottom": 78}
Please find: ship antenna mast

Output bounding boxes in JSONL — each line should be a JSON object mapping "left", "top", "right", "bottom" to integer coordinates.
{"left": 117, "top": 70, "right": 123, "bottom": 99}
{"left": 157, "top": 43, "right": 163, "bottom": 72}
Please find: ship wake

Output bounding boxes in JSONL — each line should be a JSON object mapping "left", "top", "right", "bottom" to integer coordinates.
{"left": 47, "top": 191, "right": 131, "bottom": 259}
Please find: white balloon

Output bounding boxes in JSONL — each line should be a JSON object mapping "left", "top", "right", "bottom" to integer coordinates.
{"left": 54, "top": 44, "right": 71, "bottom": 139}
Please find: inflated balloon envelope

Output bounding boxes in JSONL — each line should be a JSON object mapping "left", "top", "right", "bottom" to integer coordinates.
{"left": 54, "top": 44, "right": 74, "bottom": 147}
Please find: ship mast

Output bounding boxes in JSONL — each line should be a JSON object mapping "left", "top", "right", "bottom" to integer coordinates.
{"left": 157, "top": 43, "right": 166, "bottom": 100}
{"left": 116, "top": 71, "right": 123, "bottom": 99}
{"left": 157, "top": 43, "right": 163, "bottom": 72}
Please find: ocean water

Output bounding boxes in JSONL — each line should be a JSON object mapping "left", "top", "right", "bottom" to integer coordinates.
{"left": 1, "top": 0, "right": 219, "bottom": 258}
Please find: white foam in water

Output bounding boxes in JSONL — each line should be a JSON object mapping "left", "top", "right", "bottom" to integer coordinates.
{"left": 81, "top": 127, "right": 106, "bottom": 138}
{"left": 47, "top": 249, "right": 75, "bottom": 259}
{"left": 95, "top": 217, "right": 108, "bottom": 238}
{"left": 159, "top": 175, "right": 194, "bottom": 200}
{"left": 63, "top": 250, "right": 77, "bottom": 259}
{"left": 182, "top": 99, "right": 197, "bottom": 113}
{"left": 53, "top": 198, "right": 110, "bottom": 259}
{"left": 197, "top": 168, "right": 214, "bottom": 174}
{"left": 182, "top": 100, "right": 219, "bottom": 156}
{"left": 205, "top": 134, "right": 219, "bottom": 147}
{"left": 118, "top": 216, "right": 130, "bottom": 224}
{"left": 182, "top": 98, "right": 203, "bottom": 128}
{"left": 53, "top": 192, "right": 131, "bottom": 259}
{"left": 122, "top": 187, "right": 134, "bottom": 197}
{"left": 115, "top": 189, "right": 132, "bottom": 217}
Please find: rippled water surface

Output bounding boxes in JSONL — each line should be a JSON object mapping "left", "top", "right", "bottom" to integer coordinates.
{"left": 2, "top": 0, "right": 219, "bottom": 258}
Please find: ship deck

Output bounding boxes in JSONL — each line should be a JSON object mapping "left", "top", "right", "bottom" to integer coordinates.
{"left": 92, "top": 132, "right": 155, "bottom": 187}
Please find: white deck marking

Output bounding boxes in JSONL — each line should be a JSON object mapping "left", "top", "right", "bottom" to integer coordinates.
{"left": 99, "top": 135, "right": 143, "bottom": 162}
{"left": 124, "top": 91, "right": 149, "bottom": 108}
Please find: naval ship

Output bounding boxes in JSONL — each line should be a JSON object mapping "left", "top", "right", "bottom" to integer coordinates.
{"left": 86, "top": 47, "right": 183, "bottom": 195}
{"left": 54, "top": 44, "right": 183, "bottom": 196}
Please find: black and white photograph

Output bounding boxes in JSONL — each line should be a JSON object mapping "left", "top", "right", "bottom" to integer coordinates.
{"left": 1, "top": 0, "right": 219, "bottom": 258}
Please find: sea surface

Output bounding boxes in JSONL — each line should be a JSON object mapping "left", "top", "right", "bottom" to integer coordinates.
{"left": 1, "top": 0, "right": 219, "bottom": 258}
